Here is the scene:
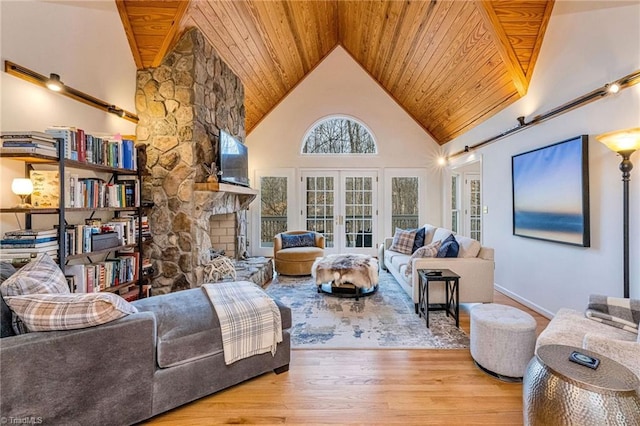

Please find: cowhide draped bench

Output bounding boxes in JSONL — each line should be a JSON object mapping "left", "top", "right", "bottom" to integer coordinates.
{"left": 311, "top": 253, "right": 379, "bottom": 300}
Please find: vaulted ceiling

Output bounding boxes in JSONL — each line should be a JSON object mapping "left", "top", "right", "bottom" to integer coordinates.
{"left": 116, "top": 0, "right": 554, "bottom": 144}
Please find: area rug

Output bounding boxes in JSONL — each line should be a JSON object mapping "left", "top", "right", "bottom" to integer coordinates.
{"left": 265, "top": 271, "right": 469, "bottom": 349}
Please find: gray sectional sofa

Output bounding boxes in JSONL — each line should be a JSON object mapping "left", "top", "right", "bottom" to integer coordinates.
{"left": 0, "top": 263, "right": 291, "bottom": 425}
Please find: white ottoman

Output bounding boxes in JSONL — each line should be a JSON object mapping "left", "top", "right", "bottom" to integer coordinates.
{"left": 470, "top": 303, "right": 537, "bottom": 380}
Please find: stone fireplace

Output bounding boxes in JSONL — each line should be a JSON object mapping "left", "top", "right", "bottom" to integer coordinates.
{"left": 134, "top": 28, "right": 256, "bottom": 294}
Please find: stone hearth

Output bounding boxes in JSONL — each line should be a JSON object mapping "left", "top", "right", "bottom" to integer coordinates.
{"left": 135, "top": 28, "right": 251, "bottom": 294}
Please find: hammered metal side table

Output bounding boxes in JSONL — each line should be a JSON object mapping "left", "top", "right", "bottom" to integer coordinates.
{"left": 523, "top": 344, "right": 640, "bottom": 425}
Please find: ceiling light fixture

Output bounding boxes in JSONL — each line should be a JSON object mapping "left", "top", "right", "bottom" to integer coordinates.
{"left": 607, "top": 83, "right": 620, "bottom": 94}
{"left": 4, "top": 60, "right": 138, "bottom": 123}
{"left": 45, "top": 73, "right": 63, "bottom": 91}
{"left": 108, "top": 105, "right": 126, "bottom": 118}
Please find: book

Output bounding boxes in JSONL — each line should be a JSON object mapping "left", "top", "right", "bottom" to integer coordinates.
{"left": 0, "top": 239, "right": 58, "bottom": 248}
{"left": 0, "top": 147, "right": 58, "bottom": 157}
{"left": 1, "top": 241, "right": 58, "bottom": 249}
{"left": 45, "top": 127, "right": 76, "bottom": 160}
{"left": 3, "top": 228, "right": 58, "bottom": 238}
{"left": 1, "top": 131, "right": 55, "bottom": 140}
{"left": 77, "top": 128, "right": 86, "bottom": 163}
{"left": 0, "top": 244, "right": 58, "bottom": 252}
{"left": 30, "top": 170, "right": 61, "bottom": 208}
{"left": 2, "top": 140, "right": 57, "bottom": 148}
{"left": 65, "top": 264, "right": 87, "bottom": 293}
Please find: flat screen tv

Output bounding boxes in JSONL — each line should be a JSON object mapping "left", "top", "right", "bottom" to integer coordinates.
{"left": 512, "top": 135, "right": 590, "bottom": 247}
{"left": 218, "top": 130, "right": 249, "bottom": 187}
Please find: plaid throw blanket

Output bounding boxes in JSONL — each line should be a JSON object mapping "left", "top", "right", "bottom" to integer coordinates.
{"left": 202, "top": 281, "right": 282, "bottom": 365}
{"left": 585, "top": 294, "right": 640, "bottom": 334}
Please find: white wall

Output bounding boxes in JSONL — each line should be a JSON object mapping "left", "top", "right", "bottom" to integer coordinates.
{"left": 246, "top": 47, "right": 443, "bottom": 247}
{"left": 0, "top": 0, "right": 137, "bottom": 232}
{"left": 444, "top": 0, "right": 640, "bottom": 315}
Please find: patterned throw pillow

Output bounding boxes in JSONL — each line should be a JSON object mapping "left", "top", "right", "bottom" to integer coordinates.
{"left": 281, "top": 232, "right": 316, "bottom": 249}
{"left": 0, "top": 254, "right": 69, "bottom": 297}
{"left": 437, "top": 234, "right": 459, "bottom": 258}
{"left": 389, "top": 228, "right": 417, "bottom": 255}
{"left": 405, "top": 240, "right": 442, "bottom": 277}
{"left": 0, "top": 254, "right": 70, "bottom": 334}
{"left": 4, "top": 293, "right": 137, "bottom": 332}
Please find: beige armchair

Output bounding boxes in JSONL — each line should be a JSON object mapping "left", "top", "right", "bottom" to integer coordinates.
{"left": 273, "top": 231, "right": 325, "bottom": 276}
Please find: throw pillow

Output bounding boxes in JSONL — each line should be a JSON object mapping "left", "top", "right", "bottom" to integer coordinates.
{"left": 280, "top": 232, "right": 316, "bottom": 249}
{"left": 4, "top": 292, "right": 138, "bottom": 332}
{"left": 0, "top": 254, "right": 69, "bottom": 335}
{"left": 405, "top": 240, "right": 442, "bottom": 277}
{"left": 412, "top": 227, "right": 426, "bottom": 253}
{"left": 0, "top": 254, "right": 69, "bottom": 297}
{"left": 389, "top": 228, "right": 417, "bottom": 255}
{"left": 437, "top": 234, "right": 459, "bottom": 258}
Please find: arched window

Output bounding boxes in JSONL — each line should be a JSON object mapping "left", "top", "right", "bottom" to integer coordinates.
{"left": 302, "top": 117, "right": 377, "bottom": 154}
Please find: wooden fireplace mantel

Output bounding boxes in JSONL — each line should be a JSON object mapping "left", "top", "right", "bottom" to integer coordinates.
{"left": 193, "top": 182, "right": 258, "bottom": 210}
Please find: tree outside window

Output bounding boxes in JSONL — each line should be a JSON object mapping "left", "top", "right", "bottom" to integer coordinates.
{"left": 303, "top": 117, "right": 376, "bottom": 154}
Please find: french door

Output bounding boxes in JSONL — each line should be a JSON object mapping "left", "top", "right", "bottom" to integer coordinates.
{"left": 302, "top": 170, "right": 378, "bottom": 255}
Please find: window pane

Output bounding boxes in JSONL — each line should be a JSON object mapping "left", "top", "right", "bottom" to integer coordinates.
{"left": 260, "top": 176, "right": 287, "bottom": 247}
{"left": 391, "top": 177, "right": 419, "bottom": 230}
{"left": 302, "top": 118, "right": 376, "bottom": 154}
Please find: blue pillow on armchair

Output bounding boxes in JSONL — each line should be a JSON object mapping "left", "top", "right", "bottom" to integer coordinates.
{"left": 436, "top": 234, "right": 459, "bottom": 258}
{"left": 281, "top": 232, "right": 316, "bottom": 249}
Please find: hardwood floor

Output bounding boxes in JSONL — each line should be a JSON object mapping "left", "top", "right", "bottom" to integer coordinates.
{"left": 144, "top": 291, "right": 550, "bottom": 425}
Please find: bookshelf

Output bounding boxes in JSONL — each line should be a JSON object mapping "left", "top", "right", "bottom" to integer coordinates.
{"left": 0, "top": 131, "right": 151, "bottom": 300}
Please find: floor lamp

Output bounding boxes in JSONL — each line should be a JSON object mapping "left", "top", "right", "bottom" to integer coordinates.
{"left": 596, "top": 127, "right": 640, "bottom": 298}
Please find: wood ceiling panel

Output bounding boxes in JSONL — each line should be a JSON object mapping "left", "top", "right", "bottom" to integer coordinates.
{"left": 406, "top": 6, "right": 485, "bottom": 107}
{"left": 370, "top": 1, "right": 444, "bottom": 91}
{"left": 118, "top": 0, "right": 555, "bottom": 143}
{"left": 415, "top": 30, "right": 497, "bottom": 126}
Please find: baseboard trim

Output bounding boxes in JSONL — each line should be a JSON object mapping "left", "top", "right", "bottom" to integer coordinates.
{"left": 494, "top": 284, "right": 555, "bottom": 319}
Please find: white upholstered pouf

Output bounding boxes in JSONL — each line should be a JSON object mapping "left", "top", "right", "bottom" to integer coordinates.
{"left": 470, "top": 303, "right": 537, "bottom": 380}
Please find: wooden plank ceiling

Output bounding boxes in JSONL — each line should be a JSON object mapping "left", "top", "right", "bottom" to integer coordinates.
{"left": 116, "top": 0, "right": 554, "bottom": 144}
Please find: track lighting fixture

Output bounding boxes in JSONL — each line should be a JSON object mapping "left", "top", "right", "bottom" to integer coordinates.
{"left": 4, "top": 60, "right": 138, "bottom": 123}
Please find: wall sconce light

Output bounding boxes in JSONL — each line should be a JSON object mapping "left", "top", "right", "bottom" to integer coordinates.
{"left": 11, "top": 178, "right": 34, "bottom": 208}
{"left": 596, "top": 127, "right": 640, "bottom": 298}
{"left": 4, "top": 60, "right": 138, "bottom": 123}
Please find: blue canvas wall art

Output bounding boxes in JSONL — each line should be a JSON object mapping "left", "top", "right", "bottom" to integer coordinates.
{"left": 512, "top": 135, "right": 590, "bottom": 246}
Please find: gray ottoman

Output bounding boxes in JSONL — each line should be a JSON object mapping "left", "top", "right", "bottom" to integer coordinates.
{"left": 470, "top": 303, "right": 537, "bottom": 381}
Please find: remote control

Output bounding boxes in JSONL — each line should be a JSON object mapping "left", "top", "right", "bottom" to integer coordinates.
{"left": 568, "top": 351, "right": 600, "bottom": 369}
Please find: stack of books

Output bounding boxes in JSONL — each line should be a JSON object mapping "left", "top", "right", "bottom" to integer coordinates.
{"left": 1, "top": 131, "right": 58, "bottom": 157}
{"left": 0, "top": 228, "right": 59, "bottom": 264}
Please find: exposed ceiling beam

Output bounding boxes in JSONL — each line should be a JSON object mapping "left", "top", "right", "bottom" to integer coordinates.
{"left": 152, "top": 0, "right": 191, "bottom": 67}
{"left": 116, "top": 0, "right": 143, "bottom": 69}
{"left": 474, "top": 0, "right": 528, "bottom": 97}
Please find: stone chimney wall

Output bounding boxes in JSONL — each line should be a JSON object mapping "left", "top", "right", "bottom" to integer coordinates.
{"left": 135, "top": 28, "right": 246, "bottom": 294}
